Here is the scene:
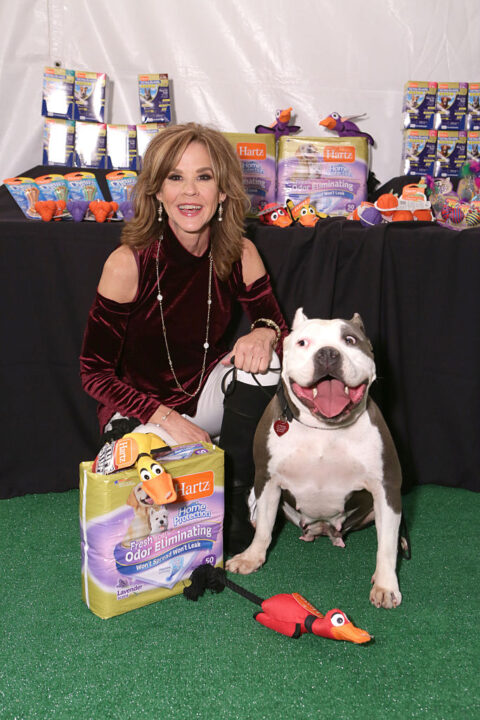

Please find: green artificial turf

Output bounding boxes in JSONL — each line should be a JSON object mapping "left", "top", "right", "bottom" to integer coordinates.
{"left": 1, "top": 485, "right": 478, "bottom": 720}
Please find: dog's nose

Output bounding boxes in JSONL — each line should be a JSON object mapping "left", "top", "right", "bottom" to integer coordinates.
{"left": 316, "top": 346, "right": 340, "bottom": 370}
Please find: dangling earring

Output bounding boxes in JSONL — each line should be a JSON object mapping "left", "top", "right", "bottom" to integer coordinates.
{"left": 217, "top": 202, "right": 223, "bottom": 222}
{"left": 158, "top": 202, "right": 163, "bottom": 222}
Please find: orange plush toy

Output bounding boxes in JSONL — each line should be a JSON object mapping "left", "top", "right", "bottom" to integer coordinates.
{"left": 89, "top": 200, "right": 118, "bottom": 222}
{"left": 34, "top": 200, "right": 66, "bottom": 221}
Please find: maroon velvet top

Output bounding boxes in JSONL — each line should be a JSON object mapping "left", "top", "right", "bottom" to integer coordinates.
{"left": 80, "top": 226, "right": 288, "bottom": 430}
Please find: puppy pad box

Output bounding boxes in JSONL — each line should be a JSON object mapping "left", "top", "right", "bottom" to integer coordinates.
{"left": 79, "top": 442, "right": 224, "bottom": 619}
{"left": 277, "top": 135, "right": 369, "bottom": 216}
{"left": 223, "top": 132, "right": 276, "bottom": 216}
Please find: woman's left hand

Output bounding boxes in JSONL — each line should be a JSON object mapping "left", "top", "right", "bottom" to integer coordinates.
{"left": 221, "top": 327, "right": 276, "bottom": 374}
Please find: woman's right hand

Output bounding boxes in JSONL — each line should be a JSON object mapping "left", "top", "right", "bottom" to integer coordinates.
{"left": 148, "top": 407, "right": 211, "bottom": 445}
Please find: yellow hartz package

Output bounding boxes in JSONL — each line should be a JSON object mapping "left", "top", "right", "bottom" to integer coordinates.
{"left": 79, "top": 442, "right": 224, "bottom": 619}
{"left": 223, "top": 132, "right": 276, "bottom": 217}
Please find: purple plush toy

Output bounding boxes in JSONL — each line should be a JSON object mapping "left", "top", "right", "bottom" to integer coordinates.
{"left": 255, "top": 107, "right": 301, "bottom": 141}
{"left": 319, "top": 112, "right": 374, "bottom": 146}
{"left": 67, "top": 199, "right": 89, "bottom": 222}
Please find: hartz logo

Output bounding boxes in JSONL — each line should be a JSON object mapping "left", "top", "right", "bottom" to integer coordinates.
{"left": 236, "top": 143, "right": 266, "bottom": 160}
{"left": 323, "top": 146, "right": 355, "bottom": 162}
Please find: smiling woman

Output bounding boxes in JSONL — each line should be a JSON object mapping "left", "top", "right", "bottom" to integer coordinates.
{"left": 79, "top": 122, "right": 288, "bottom": 555}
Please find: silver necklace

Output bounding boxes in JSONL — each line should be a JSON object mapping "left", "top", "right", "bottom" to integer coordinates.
{"left": 155, "top": 234, "right": 213, "bottom": 398}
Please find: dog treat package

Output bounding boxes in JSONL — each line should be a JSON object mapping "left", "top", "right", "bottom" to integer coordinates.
{"left": 79, "top": 442, "right": 224, "bottom": 619}
{"left": 434, "top": 82, "right": 468, "bottom": 131}
{"left": 277, "top": 136, "right": 369, "bottom": 216}
{"left": 434, "top": 130, "right": 467, "bottom": 177}
{"left": 3, "top": 177, "right": 43, "bottom": 219}
{"left": 223, "top": 133, "right": 276, "bottom": 217}
{"left": 402, "top": 81, "right": 438, "bottom": 129}
{"left": 41, "top": 66, "right": 75, "bottom": 120}
{"left": 402, "top": 129, "right": 438, "bottom": 176}
{"left": 74, "top": 71, "right": 107, "bottom": 123}
{"left": 138, "top": 73, "right": 172, "bottom": 124}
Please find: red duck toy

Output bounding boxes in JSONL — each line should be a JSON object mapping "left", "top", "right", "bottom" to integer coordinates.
{"left": 184, "top": 565, "right": 372, "bottom": 644}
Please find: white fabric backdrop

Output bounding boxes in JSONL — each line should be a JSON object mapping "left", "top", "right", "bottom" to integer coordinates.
{"left": 1, "top": 0, "right": 479, "bottom": 185}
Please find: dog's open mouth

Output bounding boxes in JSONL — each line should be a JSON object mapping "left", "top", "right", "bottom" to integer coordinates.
{"left": 291, "top": 376, "right": 367, "bottom": 419}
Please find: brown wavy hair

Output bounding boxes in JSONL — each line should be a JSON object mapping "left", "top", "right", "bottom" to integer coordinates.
{"left": 121, "top": 123, "right": 250, "bottom": 281}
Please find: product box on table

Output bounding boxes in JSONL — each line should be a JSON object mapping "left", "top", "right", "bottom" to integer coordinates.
{"left": 403, "top": 81, "right": 438, "bottom": 130}
{"left": 434, "top": 130, "right": 467, "bottom": 177}
{"left": 79, "top": 442, "right": 224, "bottom": 619}
{"left": 277, "top": 135, "right": 369, "bottom": 216}
{"left": 402, "top": 129, "right": 438, "bottom": 176}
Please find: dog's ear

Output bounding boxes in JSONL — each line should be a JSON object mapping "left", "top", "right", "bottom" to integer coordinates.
{"left": 350, "top": 313, "right": 365, "bottom": 333}
{"left": 292, "top": 307, "right": 308, "bottom": 330}
{"left": 126, "top": 489, "right": 139, "bottom": 509}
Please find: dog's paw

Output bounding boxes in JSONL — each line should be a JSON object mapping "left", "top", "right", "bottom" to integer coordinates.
{"left": 225, "top": 551, "right": 264, "bottom": 575}
{"left": 369, "top": 583, "right": 402, "bottom": 609}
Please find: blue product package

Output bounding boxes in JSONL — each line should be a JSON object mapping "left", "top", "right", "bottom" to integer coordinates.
{"left": 403, "top": 81, "right": 438, "bottom": 129}
{"left": 74, "top": 121, "right": 107, "bottom": 169}
{"left": 467, "top": 83, "right": 480, "bottom": 131}
{"left": 138, "top": 74, "right": 171, "bottom": 124}
{"left": 402, "top": 129, "right": 438, "bottom": 176}
{"left": 136, "top": 123, "right": 165, "bottom": 170}
{"left": 106, "top": 170, "right": 137, "bottom": 219}
{"left": 74, "top": 71, "right": 107, "bottom": 123}
{"left": 3, "top": 177, "right": 42, "bottom": 219}
{"left": 467, "top": 131, "right": 480, "bottom": 161}
{"left": 435, "top": 82, "right": 468, "bottom": 131}
{"left": 42, "top": 67, "right": 75, "bottom": 119}
{"left": 42, "top": 118, "right": 75, "bottom": 166}
{"left": 106, "top": 125, "right": 137, "bottom": 170}
{"left": 434, "top": 131, "right": 467, "bottom": 177}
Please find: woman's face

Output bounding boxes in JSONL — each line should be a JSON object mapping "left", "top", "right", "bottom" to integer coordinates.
{"left": 156, "top": 141, "right": 226, "bottom": 246}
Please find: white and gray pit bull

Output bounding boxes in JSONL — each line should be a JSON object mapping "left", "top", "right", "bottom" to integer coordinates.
{"left": 226, "top": 309, "right": 406, "bottom": 609}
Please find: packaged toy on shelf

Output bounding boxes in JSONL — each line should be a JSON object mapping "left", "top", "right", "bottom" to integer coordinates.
{"left": 434, "top": 82, "right": 468, "bottom": 131}
{"left": 223, "top": 132, "right": 276, "bottom": 216}
{"left": 138, "top": 74, "right": 171, "bottom": 124}
{"left": 74, "top": 121, "right": 107, "bottom": 169}
{"left": 106, "top": 170, "right": 137, "bottom": 220}
{"left": 403, "top": 81, "right": 438, "bottom": 129}
{"left": 277, "top": 136, "right": 369, "bottom": 216}
{"left": 467, "top": 83, "right": 480, "bottom": 131}
{"left": 42, "top": 118, "right": 75, "bottom": 166}
{"left": 4, "top": 177, "right": 43, "bottom": 219}
{"left": 41, "top": 66, "right": 75, "bottom": 120}
{"left": 74, "top": 71, "right": 107, "bottom": 123}
{"left": 402, "top": 129, "right": 438, "bottom": 176}
{"left": 136, "top": 123, "right": 166, "bottom": 170}
{"left": 106, "top": 124, "right": 137, "bottom": 171}
{"left": 79, "top": 441, "right": 224, "bottom": 618}
{"left": 434, "top": 130, "right": 467, "bottom": 177}
{"left": 425, "top": 161, "right": 480, "bottom": 230}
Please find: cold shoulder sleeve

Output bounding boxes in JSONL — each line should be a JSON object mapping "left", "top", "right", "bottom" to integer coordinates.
{"left": 79, "top": 292, "right": 160, "bottom": 428}
{"left": 237, "top": 272, "right": 289, "bottom": 348}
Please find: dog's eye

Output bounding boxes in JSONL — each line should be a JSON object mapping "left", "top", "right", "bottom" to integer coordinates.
{"left": 330, "top": 612, "right": 346, "bottom": 627}
{"left": 344, "top": 335, "right": 357, "bottom": 345}
{"left": 297, "top": 338, "right": 310, "bottom": 348}
{"left": 151, "top": 463, "right": 163, "bottom": 475}
{"left": 139, "top": 468, "right": 151, "bottom": 482}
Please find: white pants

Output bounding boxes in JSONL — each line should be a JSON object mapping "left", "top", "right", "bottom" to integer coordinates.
{"left": 106, "top": 353, "right": 281, "bottom": 445}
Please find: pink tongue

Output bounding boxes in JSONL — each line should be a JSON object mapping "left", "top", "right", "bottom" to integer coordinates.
{"left": 315, "top": 379, "right": 350, "bottom": 418}
{"left": 292, "top": 379, "right": 350, "bottom": 418}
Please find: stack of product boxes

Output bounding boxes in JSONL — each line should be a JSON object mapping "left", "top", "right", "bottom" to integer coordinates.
{"left": 41, "top": 67, "right": 170, "bottom": 171}
{"left": 402, "top": 81, "right": 479, "bottom": 177}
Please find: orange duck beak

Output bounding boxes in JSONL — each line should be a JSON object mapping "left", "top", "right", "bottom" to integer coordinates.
{"left": 319, "top": 115, "right": 336, "bottom": 130}
{"left": 331, "top": 621, "right": 372, "bottom": 644}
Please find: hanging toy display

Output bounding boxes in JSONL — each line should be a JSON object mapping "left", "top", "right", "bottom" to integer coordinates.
{"left": 255, "top": 107, "right": 301, "bottom": 141}
{"left": 184, "top": 565, "right": 372, "bottom": 644}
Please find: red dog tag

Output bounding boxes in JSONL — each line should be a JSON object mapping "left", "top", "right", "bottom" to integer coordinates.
{"left": 274, "top": 420, "right": 289, "bottom": 436}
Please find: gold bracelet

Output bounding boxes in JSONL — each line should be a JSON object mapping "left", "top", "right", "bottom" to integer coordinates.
{"left": 250, "top": 318, "right": 282, "bottom": 348}
{"left": 160, "top": 407, "right": 173, "bottom": 422}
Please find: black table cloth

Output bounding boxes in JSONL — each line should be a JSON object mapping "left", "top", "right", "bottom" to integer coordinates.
{"left": 1, "top": 166, "right": 479, "bottom": 497}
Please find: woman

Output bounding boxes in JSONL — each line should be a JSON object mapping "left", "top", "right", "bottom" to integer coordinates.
{"left": 80, "top": 122, "right": 288, "bottom": 554}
